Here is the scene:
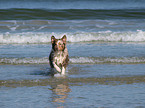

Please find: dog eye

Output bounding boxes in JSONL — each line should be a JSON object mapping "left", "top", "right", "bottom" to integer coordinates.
{"left": 54, "top": 43, "right": 57, "bottom": 46}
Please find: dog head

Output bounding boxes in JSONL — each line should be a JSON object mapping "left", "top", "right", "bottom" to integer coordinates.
{"left": 51, "top": 35, "right": 67, "bottom": 51}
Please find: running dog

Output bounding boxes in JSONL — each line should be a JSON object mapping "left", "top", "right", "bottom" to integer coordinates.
{"left": 49, "top": 35, "right": 69, "bottom": 75}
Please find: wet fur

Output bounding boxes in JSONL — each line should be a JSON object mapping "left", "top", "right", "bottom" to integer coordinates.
{"left": 49, "top": 35, "right": 69, "bottom": 75}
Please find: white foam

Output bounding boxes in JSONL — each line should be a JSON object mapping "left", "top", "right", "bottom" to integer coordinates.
{"left": 70, "top": 57, "right": 96, "bottom": 64}
{"left": 1, "top": 57, "right": 145, "bottom": 65}
{"left": 7, "top": 25, "right": 19, "bottom": 31}
{"left": 0, "top": 57, "right": 49, "bottom": 64}
{"left": 70, "top": 57, "right": 145, "bottom": 64}
{"left": 0, "top": 32, "right": 50, "bottom": 44}
{"left": 1, "top": 30, "right": 145, "bottom": 44}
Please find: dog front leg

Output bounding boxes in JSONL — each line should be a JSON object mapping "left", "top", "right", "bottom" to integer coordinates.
{"left": 53, "top": 62, "right": 61, "bottom": 73}
{"left": 61, "top": 67, "right": 65, "bottom": 75}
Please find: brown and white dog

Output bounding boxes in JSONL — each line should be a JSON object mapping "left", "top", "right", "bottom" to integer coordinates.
{"left": 49, "top": 35, "right": 69, "bottom": 75}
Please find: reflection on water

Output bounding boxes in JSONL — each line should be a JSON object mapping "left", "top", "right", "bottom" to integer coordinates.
{"left": 51, "top": 81, "right": 71, "bottom": 105}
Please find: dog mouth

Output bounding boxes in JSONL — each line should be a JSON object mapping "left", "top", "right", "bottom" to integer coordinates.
{"left": 58, "top": 45, "right": 64, "bottom": 51}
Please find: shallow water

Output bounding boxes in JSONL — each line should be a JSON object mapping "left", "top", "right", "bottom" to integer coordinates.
{"left": 1, "top": 83, "right": 145, "bottom": 108}
{"left": 0, "top": 64, "right": 145, "bottom": 108}
{"left": 1, "top": 64, "right": 145, "bottom": 108}
{"left": 1, "top": 64, "right": 145, "bottom": 80}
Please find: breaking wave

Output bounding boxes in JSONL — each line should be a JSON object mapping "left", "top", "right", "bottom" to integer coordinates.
{"left": 1, "top": 30, "right": 145, "bottom": 44}
{"left": 1, "top": 57, "right": 145, "bottom": 65}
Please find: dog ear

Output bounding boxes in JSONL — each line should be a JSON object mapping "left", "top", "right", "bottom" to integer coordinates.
{"left": 61, "top": 35, "right": 67, "bottom": 43}
{"left": 51, "top": 36, "right": 55, "bottom": 44}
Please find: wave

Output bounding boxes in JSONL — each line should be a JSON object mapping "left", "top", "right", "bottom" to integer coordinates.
{"left": 1, "top": 20, "right": 145, "bottom": 33}
{"left": 1, "top": 30, "right": 145, "bottom": 44}
{"left": 1, "top": 57, "right": 145, "bottom": 65}
{"left": 1, "top": 9, "right": 145, "bottom": 20}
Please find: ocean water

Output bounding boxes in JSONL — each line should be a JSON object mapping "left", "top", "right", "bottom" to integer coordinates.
{"left": 0, "top": 0, "right": 145, "bottom": 108}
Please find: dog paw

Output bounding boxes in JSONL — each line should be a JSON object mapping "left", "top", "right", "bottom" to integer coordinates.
{"left": 54, "top": 73, "right": 65, "bottom": 77}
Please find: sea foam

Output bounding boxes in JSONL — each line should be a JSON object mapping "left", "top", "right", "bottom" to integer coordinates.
{"left": 0, "top": 30, "right": 145, "bottom": 44}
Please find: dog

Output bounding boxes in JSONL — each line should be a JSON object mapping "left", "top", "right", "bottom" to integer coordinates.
{"left": 49, "top": 35, "right": 69, "bottom": 75}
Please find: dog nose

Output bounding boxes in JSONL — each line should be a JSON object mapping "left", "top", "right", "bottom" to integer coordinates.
{"left": 58, "top": 42, "right": 61, "bottom": 45}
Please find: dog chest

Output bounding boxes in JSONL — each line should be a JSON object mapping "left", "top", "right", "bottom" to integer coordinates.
{"left": 54, "top": 51, "right": 64, "bottom": 65}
